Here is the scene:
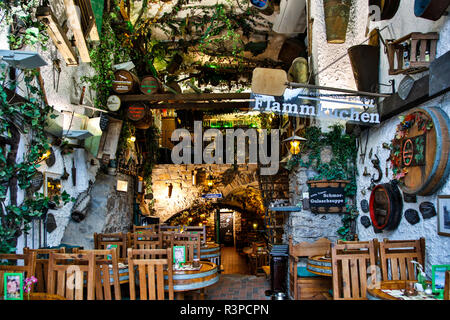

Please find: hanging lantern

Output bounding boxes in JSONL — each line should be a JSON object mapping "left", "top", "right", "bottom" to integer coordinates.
{"left": 206, "top": 174, "right": 214, "bottom": 188}
{"left": 283, "top": 135, "right": 307, "bottom": 155}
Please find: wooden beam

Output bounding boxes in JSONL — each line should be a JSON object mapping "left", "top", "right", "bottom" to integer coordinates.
{"left": 36, "top": 6, "right": 78, "bottom": 66}
{"left": 147, "top": 102, "right": 250, "bottom": 110}
{"left": 64, "top": 0, "right": 91, "bottom": 63}
{"left": 378, "top": 75, "right": 430, "bottom": 122}
{"left": 119, "top": 93, "right": 252, "bottom": 102}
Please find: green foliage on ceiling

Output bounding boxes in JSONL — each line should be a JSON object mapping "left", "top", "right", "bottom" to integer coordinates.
{"left": 285, "top": 124, "right": 359, "bottom": 241}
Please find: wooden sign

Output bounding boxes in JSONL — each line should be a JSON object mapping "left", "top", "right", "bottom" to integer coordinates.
{"left": 140, "top": 76, "right": 160, "bottom": 95}
{"left": 127, "top": 103, "right": 147, "bottom": 121}
{"left": 106, "top": 95, "right": 121, "bottom": 111}
{"left": 112, "top": 70, "right": 137, "bottom": 94}
{"left": 390, "top": 106, "right": 450, "bottom": 196}
{"left": 307, "top": 180, "right": 348, "bottom": 213}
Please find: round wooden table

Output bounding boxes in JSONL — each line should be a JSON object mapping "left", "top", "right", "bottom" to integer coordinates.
{"left": 306, "top": 255, "right": 332, "bottom": 277}
{"left": 367, "top": 280, "right": 437, "bottom": 300}
{"left": 196, "top": 242, "right": 221, "bottom": 265}
{"left": 165, "top": 261, "right": 219, "bottom": 300}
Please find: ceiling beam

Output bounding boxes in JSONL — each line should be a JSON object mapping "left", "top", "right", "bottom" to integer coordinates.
{"left": 119, "top": 92, "right": 252, "bottom": 103}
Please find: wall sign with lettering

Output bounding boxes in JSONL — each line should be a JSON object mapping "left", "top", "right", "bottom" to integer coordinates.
{"left": 307, "top": 180, "right": 349, "bottom": 213}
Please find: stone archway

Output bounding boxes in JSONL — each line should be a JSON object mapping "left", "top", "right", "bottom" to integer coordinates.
{"left": 150, "top": 164, "right": 261, "bottom": 222}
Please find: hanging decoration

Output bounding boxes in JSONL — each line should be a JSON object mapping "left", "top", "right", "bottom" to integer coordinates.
{"left": 390, "top": 107, "right": 450, "bottom": 196}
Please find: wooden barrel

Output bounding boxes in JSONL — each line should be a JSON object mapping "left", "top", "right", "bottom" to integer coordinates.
{"left": 126, "top": 102, "right": 152, "bottom": 129}
{"left": 348, "top": 44, "right": 380, "bottom": 93}
{"left": 369, "top": 182, "right": 403, "bottom": 231}
{"left": 395, "top": 107, "right": 450, "bottom": 196}
{"left": 323, "top": 0, "right": 351, "bottom": 44}
{"left": 194, "top": 243, "right": 221, "bottom": 264}
{"left": 164, "top": 261, "right": 219, "bottom": 292}
{"left": 112, "top": 69, "right": 139, "bottom": 94}
{"left": 414, "top": 0, "right": 450, "bottom": 21}
{"left": 139, "top": 76, "right": 161, "bottom": 95}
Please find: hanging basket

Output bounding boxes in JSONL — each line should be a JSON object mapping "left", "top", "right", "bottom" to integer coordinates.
{"left": 348, "top": 44, "right": 380, "bottom": 93}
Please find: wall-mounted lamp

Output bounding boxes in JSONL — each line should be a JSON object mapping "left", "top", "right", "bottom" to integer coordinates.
{"left": 192, "top": 170, "right": 197, "bottom": 186}
{"left": 206, "top": 174, "right": 214, "bottom": 188}
{"left": 128, "top": 135, "right": 136, "bottom": 143}
{"left": 282, "top": 135, "right": 307, "bottom": 155}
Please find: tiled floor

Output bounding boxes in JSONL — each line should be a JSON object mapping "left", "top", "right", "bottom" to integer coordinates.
{"left": 205, "top": 246, "right": 271, "bottom": 300}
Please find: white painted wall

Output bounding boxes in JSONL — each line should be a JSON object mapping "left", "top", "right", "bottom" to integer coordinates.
{"left": 355, "top": 3, "right": 450, "bottom": 276}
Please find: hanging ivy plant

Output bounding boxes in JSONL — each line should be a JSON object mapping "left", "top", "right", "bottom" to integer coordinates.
{"left": 285, "top": 124, "right": 358, "bottom": 240}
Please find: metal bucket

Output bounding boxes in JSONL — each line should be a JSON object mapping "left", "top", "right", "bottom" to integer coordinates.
{"left": 348, "top": 44, "right": 380, "bottom": 93}
{"left": 323, "top": 0, "right": 352, "bottom": 44}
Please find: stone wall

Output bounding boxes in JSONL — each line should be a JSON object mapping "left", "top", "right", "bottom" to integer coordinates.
{"left": 286, "top": 148, "right": 344, "bottom": 244}
{"left": 60, "top": 172, "right": 134, "bottom": 249}
{"left": 151, "top": 164, "right": 259, "bottom": 222}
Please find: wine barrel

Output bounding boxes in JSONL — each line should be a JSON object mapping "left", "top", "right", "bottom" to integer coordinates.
{"left": 348, "top": 44, "right": 380, "bottom": 93}
{"left": 323, "top": 0, "right": 351, "bottom": 44}
{"left": 163, "top": 261, "right": 219, "bottom": 292}
{"left": 414, "top": 0, "right": 450, "bottom": 21}
{"left": 139, "top": 76, "right": 161, "bottom": 95}
{"left": 112, "top": 70, "right": 139, "bottom": 94}
{"left": 397, "top": 107, "right": 450, "bottom": 196}
{"left": 369, "top": 182, "right": 403, "bottom": 231}
{"left": 127, "top": 102, "right": 153, "bottom": 129}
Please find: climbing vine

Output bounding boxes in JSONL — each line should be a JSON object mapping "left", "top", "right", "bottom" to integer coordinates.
{"left": 285, "top": 124, "right": 359, "bottom": 240}
{"left": 0, "top": 3, "right": 74, "bottom": 253}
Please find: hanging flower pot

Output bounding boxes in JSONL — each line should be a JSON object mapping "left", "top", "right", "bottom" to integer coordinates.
{"left": 323, "top": 0, "right": 352, "bottom": 44}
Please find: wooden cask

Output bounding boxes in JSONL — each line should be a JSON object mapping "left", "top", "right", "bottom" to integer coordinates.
{"left": 112, "top": 70, "right": 139, "bottom": 94}
{"left": 127, "top": 103, "right": 152, "bottom": 129}
{"left": 392, "top": 107, "right": 450, "bottom": 196}
{"left": 369, "top": 182, "right": 403, "bottom": 231}
{"left": 139, "top": 76, "right": 161, "bottom": 95}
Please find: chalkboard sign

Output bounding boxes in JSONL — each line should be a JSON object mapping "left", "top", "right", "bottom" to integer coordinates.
{"left": 307, "top": 180, "right": 348, "bottom": 213}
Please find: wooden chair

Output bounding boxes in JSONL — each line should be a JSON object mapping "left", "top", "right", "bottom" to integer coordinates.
{"left": 94, "top": 232, "right": 127, "bottom": 263}
{"left": 248, "top": 241, "right": 268, "bottom": 276}
{"left": 0, "top": 252, "right": 37, "bottom": 297}
{"left": 133, "top": 224, "right": 160, "bottom": 234}
{"left": 330, "top": 241, "right": 377, "bottom": 300}
{"left": 127, "top": 248, "right": 174, "bottom": 300}
{"left": 170, "top": 232, "right": 201, "bottom": 262}
{"left": 378, "top": 238, "right": 425, "bottom": 281}
{"left": 288, "top": 237, "right": 332, "bottom": 300}
{"left": 444, "top": 270, "right": 450, "bottom": 301}
{"left": 133, "top": 231, "right": 163, "bottom": 259}
{"left": 75, "top": 249, "right": 121, "bottom": 300}
{"left": 23, "top": 247, "right": 65, "bottom": 293}
{"left": 47, "top": 252, "right": 96, "bottom": 300}
{"left": 184, "top": 226, "right": 207, "bottom": 245}
{"left": 337, "top": 239, "right": 380, "bottom": 264}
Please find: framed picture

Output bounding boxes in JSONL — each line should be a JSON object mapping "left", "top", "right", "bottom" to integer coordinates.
{"left": 437, "top": 195, "right": 450, "bottom": 236}
{"left": 173, "top": 246, "right": 186, "bottom": 265}
{"left": 3, "top": 273, "right": 23, "bottom": 300}
{"left": 431, "top": 265, "right": 450, "bottom": 294}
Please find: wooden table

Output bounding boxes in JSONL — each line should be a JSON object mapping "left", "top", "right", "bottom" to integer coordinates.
{"left": 367, "top": 280, "right": 438, "bottom": 300}
{"left": 195, "top": 242, "right": 221, "bottom": 265}
{"left": 165, "top": 261, "right": 219, "bottom": 300}
{"left": 306, "top": 255, "right": 332, "bottom": 277}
